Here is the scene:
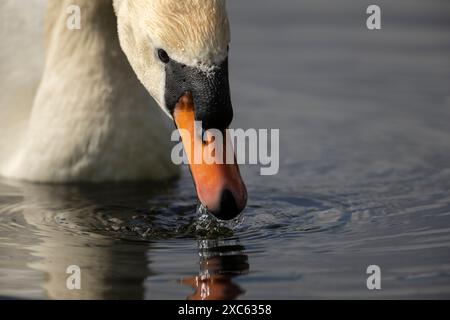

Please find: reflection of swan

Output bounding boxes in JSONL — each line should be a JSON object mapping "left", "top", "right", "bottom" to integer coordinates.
{"left": 0, "top": 0, "right": 246, "bottom": 220}
{"left": 10, "top": 181, "right": 161, "bottom": 299}
{"left": 1, "top": 181, "right": 248, "bottom": 299}
{"left": 182, "top": 239, "right": 249, "bottom": 300}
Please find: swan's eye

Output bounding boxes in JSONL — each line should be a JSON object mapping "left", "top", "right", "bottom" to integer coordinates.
{"left": 158, "top": 49, "right": 170, "bottom": 64}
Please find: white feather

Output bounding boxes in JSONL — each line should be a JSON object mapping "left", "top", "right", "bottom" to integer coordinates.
{"left": 0, "top": 0, "right": 179, "bottom": 182}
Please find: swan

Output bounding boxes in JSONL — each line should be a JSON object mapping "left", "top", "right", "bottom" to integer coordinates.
{"left": 0, "top": 0, "right": 247, "bottom": 220}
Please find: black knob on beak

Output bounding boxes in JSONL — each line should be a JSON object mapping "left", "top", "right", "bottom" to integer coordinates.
{"left": 165, "top": 58, "right": 233, "bottom": 131}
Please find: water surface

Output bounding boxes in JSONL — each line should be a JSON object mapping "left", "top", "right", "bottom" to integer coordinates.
{"left": 1, "top": 0, "right": 450, "bottom": 299}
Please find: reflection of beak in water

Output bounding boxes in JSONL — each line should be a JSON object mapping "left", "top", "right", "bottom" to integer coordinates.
{"left": 182, "top": 239, "right": 249, "bottom": 300}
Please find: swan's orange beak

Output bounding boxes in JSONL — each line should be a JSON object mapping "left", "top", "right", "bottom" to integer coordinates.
{"left": 173, "top": 93, "right": 247, "bottom": 220}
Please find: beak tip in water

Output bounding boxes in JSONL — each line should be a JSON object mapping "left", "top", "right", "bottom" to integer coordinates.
{"left": 173, "top": 92, "right": 248, "bottom": 222}
{"left": 208, "top": 189, "right": 246, "bottom": 221}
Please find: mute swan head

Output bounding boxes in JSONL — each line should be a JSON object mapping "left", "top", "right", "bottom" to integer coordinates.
{"left": 113, "top": 0, "right": 246, "bottom": 220}
{"left": 114, "top": 0, "right": 230, "bottom": 123}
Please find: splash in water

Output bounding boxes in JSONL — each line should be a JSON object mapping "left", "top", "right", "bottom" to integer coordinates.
{"left": 195, "top": 204, "right": 245, "bottom": 235}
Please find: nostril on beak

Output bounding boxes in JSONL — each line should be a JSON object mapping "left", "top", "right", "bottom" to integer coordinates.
{"left": 211, "top": 189, "right": 241, "bottom": 221}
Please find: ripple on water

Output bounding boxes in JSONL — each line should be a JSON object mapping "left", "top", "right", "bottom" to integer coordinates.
{"left": 1, "top": 176, "right": 450, "bottom": 299}
{"left": 0, "top": 186, "right": 352, "bottom": 245}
